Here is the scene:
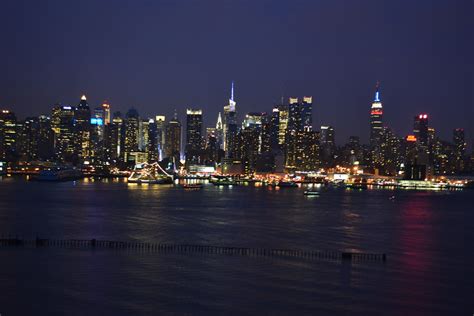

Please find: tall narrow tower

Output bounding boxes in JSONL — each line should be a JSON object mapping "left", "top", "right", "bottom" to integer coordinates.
{"left": 370, "top": 83, "right": 383, "bottom": 146}
{"left": 223, "top": 81, "right": 237, "bottom": 157}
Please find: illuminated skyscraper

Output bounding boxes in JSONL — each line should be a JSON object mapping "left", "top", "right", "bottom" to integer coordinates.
{"left": 123, "top": 108, "right": 140, "bottom": 164}
{"left": 105, "top": 111, "right": 123, "bottom": 164}
{"left": 369, "top": 83, "right": 384, "bottom": 168}
{"left": 320, "top": 125, "right": 335, "bottom": 167}
{"left": 453, "top": 128, "right": 466, "bottom": 172}
{"left": 89, "top": 106, "right": 106, "bottom": 166}
{"left": 53, "top": 105, "right": 75, "bottom": 163}
{"left": 215, "top": 112, "right": 223, "bottom": 150}
{"left": 0, "top": 110, "right": 18, "bottom": 162}
{"left": 370, "top": 83, "right": 383, "bottom": 146}
{"left": 185, "top": 108, "right": 203, "bottom": 164}
{"left": 155, "top": 115, "right": 166, "bottom": 160}
{"left": 223, "top": 81, "right": 238, "bottom": 158}
{"left": 74, "top": 95, "right": 91, "bottom": 162}
{"left": 413, "top": 114, "right": 429, "bottom": 147}
{"left": 102, "top": 102, "right": 111, "bottom": 125}
{"left": 165, "top": 112, "right": 181, "bottom": 164}
{"left": 277, "top": 104, "right": 289, "bottom": 145}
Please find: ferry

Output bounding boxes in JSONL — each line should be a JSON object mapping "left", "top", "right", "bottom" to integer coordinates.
{"left": 36, "top": 167, "right": 83, "bottom": 182}
{"left": 210, "top": 176, "right": 237, "bottom": 186}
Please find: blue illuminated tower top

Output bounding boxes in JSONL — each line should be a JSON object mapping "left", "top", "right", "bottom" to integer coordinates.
{"left": 374, "top": 81, "right": 381, "bottom": 102}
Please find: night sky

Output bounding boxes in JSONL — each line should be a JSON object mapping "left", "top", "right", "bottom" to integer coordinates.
{"left": 0, "top": 0, "right": 472, "bottom": 145}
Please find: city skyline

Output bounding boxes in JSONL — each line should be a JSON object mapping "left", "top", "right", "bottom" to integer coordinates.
{"left": 1, "top": 82, "right": 470, "bottom": 147}
{"left": 0, "top": 0, "right": 471, "bottom": 143}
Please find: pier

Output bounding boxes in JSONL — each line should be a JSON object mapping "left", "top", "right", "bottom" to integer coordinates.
{"left": 0, "top": 236, "right": 386, "bottom": 263}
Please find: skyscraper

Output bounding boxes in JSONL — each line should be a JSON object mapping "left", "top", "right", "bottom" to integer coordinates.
{"left": 413, "top": 114, "right": 429, "bottom": 146}
{"left": 123, "top": 108, "right": 140, "bottom": 164}
{"left": 185, "top": 108, "right": 203, "bottom": 165}
{"left": 165, "top": 113, "right": 181, "bottom": 164}
{"left": 223, "top": 81, "right": 238, "bottom": 158}
{"left": 369, "top": 83, "right": 384, "bottom": 168}
{"left": 53, "top": 105, "right": 75, "bottom": 163}
{"left": 453, "top": 128, "right": 466, "bottom": 172}
{"left": 0, "top": 110, "right": 18, "bottom": 162}
{"left": 320, "top": 125, "right": 335, "bottom": 167}
{"left": 102, "top": 102, "right": 111, "bottom": 125}
{"left": 74, "top": 95, "right": 91, "bottom": 162}
{"left": 155, "top": 115, "right": 166, "bottom": 161}
{"left": 215, "top": 112, "right": 223, "bottom": 151}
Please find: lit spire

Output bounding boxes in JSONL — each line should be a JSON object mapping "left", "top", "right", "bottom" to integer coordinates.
{"left": 374, "top": 82, "right": 380, "bottom": 102}
{"left": 81, "top": 94, "right": 87, "bottom": 101}
{"left": 216, "top": 112, "right": 222, "bottom": 129}
{"left": 230, "top": 81, "right": 234, "bottom": 102}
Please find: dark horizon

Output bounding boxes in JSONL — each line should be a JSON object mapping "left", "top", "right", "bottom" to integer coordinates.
{"left": 0, "top": 0, "right": 472, "bottom": 145}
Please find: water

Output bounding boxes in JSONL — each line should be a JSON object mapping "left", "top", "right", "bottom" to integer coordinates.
{"left": 0, "top": 177, "right": 472, "bottom": 315}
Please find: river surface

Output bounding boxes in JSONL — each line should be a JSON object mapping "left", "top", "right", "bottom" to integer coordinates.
{"left": 0, "top": 177, "right": 472, "bottom": 315}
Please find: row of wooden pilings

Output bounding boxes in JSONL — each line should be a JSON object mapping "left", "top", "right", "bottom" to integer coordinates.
{"left": 0, "top": 237, "right": 386, "bottom": 262}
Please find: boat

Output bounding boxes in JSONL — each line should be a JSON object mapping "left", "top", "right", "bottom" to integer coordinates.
{"left": 277, "top": 181, "right": 298, "bottom": 188}
{"left": 127, "top": 162, "right": 174, "bottom": 184}
{"left": 304, "top": 190, "right": 320, "bottom": 196}
{"left": 210, "top": 176, "right": 238, "bottom": 186}
{"left": 36, "top": 167, "right": 83, "bottom": 182}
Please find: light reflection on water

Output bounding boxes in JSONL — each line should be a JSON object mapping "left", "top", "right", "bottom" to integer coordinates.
{"left": 0, "top": 177, "right": 472, "bottom": 315}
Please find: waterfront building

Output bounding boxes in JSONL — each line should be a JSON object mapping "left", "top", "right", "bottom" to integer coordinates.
{"left": 123, "top": 108, "right": 140, "bottom": 165}
{"left": 105, "top": 112, "right": 123, "bottom": 165}
{"left": 285, "top": 130, "right": 320, "bottom": 172}
{"left": 155, "top": 115, "right": 166, "bottom": 161}
{"left": 147, "top": 118, "right": 158, "bottom": 163}
{"left": 164, "top": 113, "right": 181, "bottom": 164}
{"left": 0, "top": 110, "right": 18, "bottom": 162}
{"left": 320, "top": 125, "right": 335, "bottom": 167}
{"left": 185, "top": 108, "right": 203, "bottom": 165}
{"left": 89, "top": 106, "right": 106, "bottom": 167}
{"left": 53, "top": 105, "right": 75, "bottom": 163}
{"left": 453, "top": 128, "right": 466, "bottom": 172}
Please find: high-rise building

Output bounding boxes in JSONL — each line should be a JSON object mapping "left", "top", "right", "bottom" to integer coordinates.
{"left": 0, "top": 110, "right": 18, "bottom": 162}
{"left": 53, "top": 105, "right": 75, "bottom": 163}
{"left": 413, "top": 114, "right": 429, "bottom": 147}
{"left": 123, "top": 108, "right": 140, "bottom": 164}
{"left": 277, "top": 104, "right": 289, "bottom": 146}
{"left": 369, "top": 83, "right": 384, "bottom": 168}
{"left": 105, "top": 111, "right": 123, "bottom": 164}
{"left": 288, "top": 97, "right": 301, "bottom": 133}
{"left": 453, "top": 128, "right": 466, "bottom": 172}
{"left": 155, "top": 115, "right": 166, "bottom": 161}
{"left": 301, "top": 96, "right": 313, "bottom": 131}
{"left": 89, "top": 106, "right": 106, "bottom": 166}
{"left": 285, "top": 130, "right": 320, "bottom": 171}
{"left": 185, "top": 109, "right": 203, "bottom": 165}
{"left": 102, "top": 102, "right": 111, "bottom": 125}
{"left": 270, "top": 106, "right": 280, "bottom": 150}
{"left": 147, "top": 119, "right": 158, "bottom": 163}
{"left": 223, "top": 81, "right": 238, "bottom": 158}
{"left": 215, "top": 112, "right": 223, "bottom": 150}
{"left": 165, "top": 113, "right": 181, "bottom": 164}
{"left": 320, "top": 125, "right": 335, "bottom": 167}
{"left": 74, "top": 95, "right": 91, "bottom": 163}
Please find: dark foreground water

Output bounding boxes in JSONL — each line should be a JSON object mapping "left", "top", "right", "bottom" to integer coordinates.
{"left": 0, "top": 177, "right": 472, "bottom": 315}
